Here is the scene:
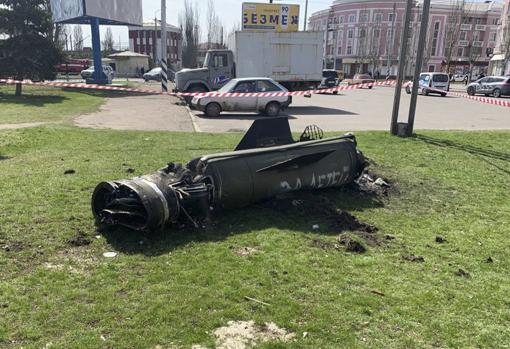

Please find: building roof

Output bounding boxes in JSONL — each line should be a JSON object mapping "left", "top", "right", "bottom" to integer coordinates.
{"left": 108, "top": 51, "right": 150, "bottom": 58}
{"left": 128, "top": 20, "right": 180, "bottom": 33}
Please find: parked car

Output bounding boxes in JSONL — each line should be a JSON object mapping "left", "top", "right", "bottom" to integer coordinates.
{"left": 56, "top": 59, "right": 89, "bottom": 74}
{"left": 80, "top": 65, "right": 114, "bottom": 82}
{"left": 466, "top": 76, "right": 510, "bottom": 98}
{"left": 143, "top": 67, "right": 176, "bottom": 82}
{"left": 344, "top": 74, "right": 375, "bottom": 89}
{"left": 450, "top": 74, "right": 469, "bottom": 83}
{"left": 318, "top": 69, "right": 341, "bottom": 94}
{"left": 143, "top": 67, "right": 162, "bottom": 82}
{"left": 191, "top": 78, "right": 292, "bottom": 117}
{"left": 405, "top": 72, "right": 449, "bottom": 96}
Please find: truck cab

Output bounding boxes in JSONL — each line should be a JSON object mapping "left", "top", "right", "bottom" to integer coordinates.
{"left": 174, "top": 50, "right": 235, "bottom": 94}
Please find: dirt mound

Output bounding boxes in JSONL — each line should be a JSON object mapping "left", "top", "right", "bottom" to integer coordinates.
{"left": 333, "top": 210, "right": 378, "bottom": 234}
{"left": 66, "top": 229, "right": 92, "bottom": 247}
{"left": 212, "top": 321, "right": 295, "bottom": 349}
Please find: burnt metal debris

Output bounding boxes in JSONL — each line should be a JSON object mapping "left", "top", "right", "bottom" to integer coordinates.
{"left": 91, "top": 118, "right": 367, "bottom": 233}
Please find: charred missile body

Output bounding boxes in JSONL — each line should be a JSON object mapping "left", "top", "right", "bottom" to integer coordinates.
{"left": 92, "top": 118, "right": 366, "bottom": 233}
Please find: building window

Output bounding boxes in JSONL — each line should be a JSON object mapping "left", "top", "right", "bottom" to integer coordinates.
{"left": 136, "top": 37, "right": 140, "bottom": 45}
{"left": 348, "top": 14, "right": 355, "bottom": 23}
{"left": 431, "top": 21, "right": 440, "bottom": 56}
{"left": 493, "top": 18, "right": 499, "bottom": 25}
{"left": 359, "top": 28, "right": 366, "bottom": 38}
{"left": 374, "top": 12, "right": 383, "bottom": 22}
{"left": 388, "top": 13, "right": 394, "bottom": 22}
{"left": 339, "top": 16, "right": 344, "bottom": 24}
{"left": 347, "top": 46, "right": 352, "bottom": 54}
{"left": 457, "top": 47, "right": 463, "bottom": 57}
{"left": 460, "top": 31, "right": 467, "bottom": 40}
{"left": 475, "top": 17, "right": 481, "bottom": 25}
{"left": 374, "top": 29, "right": 380, "bottom": 38}
{"left": 359, "top": 11, "right": 369, "bottom": 23}
{"left": 489, "top": 32, "right": 497, "bottom": 42}
{"left": 348, "top": 30, "right": 353, "bottom": 39}
{"left": 338, "top": 46, "right": 342, "bottom": 55}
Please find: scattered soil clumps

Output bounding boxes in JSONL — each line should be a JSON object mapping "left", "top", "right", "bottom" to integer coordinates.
{"left": 64, "top": 169, "right": 76, "bottom": 175}
{"left": 435, "top": 236, "right": 447, "bottom": 243}
{"left": 455, "top": 269, "right": 471, "bottom": 278}
{"left": 338, "top": 235, "right": 367, "bottom": 253}
{"left": 67, "top": 229, "right": 92, "bottom": 247}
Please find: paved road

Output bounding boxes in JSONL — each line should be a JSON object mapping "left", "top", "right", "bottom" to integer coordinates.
{"left": 190, "top": 87, "right": 510, "bottom": 133}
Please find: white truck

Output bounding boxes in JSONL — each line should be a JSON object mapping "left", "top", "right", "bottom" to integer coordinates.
{"left": 174, "top": 31, "right": 324, "bottom": 98}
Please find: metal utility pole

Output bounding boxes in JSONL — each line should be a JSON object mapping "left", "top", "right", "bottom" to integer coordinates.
{"left": 406, "top": 0, "right": 431, "bottom": 137}
{"left": 304, "top": 0, "right": 309, "bottom": 31}
{"left": 161, "top": 0, "right": 168, "bottom": 92}
{"left": 390, "top": 0, "right": 413, "bottom": 135}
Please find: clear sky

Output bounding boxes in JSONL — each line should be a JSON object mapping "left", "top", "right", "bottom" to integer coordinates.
{"left": 77, "top": 0, "right": 336, "bottom": 48}
{"left": 76, "top": 0, "right": 503, "bottom": 49}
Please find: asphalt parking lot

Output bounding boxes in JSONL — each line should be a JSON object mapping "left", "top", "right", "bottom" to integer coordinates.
{"left": 190, "top": 86, "right": 510, "bottom": 133}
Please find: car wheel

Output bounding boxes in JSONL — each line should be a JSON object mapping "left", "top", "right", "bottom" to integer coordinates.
{"left": 467, "top": 87, "right": 475, "bottom": 96}
{"left": 493, "top": 88, "right": 501, "bottom": 98}
{"left": 484, "top": 94, "right": 490, "bottom": 97}
{"left": 332, "top": 91, "right": 338, "bottom": 95}
{"left": 441, "top": 93, "right": 447, "bottom": 97}
{"left": 423, "top": 88, "right": 429, "bottom": 96}
{"left": 405, "top": 86, "right": 411, "bottom": 94}
{"left": 205, "top": 102, "right": 221, "bottom": 117}
{"left": 368, "top": 86, "right": 373, "bottom": 89}
{"left": 264, "top": 102, "right": 281, "bottom": 117}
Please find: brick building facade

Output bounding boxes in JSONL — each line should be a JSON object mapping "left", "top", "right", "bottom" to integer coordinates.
{"left": 128, "top": 20, "right": 182, "bottom": 70}
{"left": 308, "top": 0, "right": 503, "bottom": 78}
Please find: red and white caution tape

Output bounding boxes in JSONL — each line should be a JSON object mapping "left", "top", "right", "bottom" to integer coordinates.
{"left": 0, "top": 78, "right": 394, "bottom": 98}
{"left": 1, "top": 78, "right": 508, "bottom": 107}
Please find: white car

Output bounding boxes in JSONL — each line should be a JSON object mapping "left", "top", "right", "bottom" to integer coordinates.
{"left": 405, "top": 72, "right": 450, "bottom": 96}
{"left": 191, "top": 78, "right": 292, "bottom": 117}
{"left": 80, "top": 65, "right": 114, "bottom": 82}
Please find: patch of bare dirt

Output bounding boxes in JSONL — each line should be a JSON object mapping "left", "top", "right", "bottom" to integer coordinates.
{"left": 332, "top": 210, "right": 378, "bottom": 234}
{"left": 403, "top": 255, "right": 425, "bottom": 263}
{"left": 232, "top": 246, "right": 258, "bottom": 257}
{"left": 211, "top": 321, "right": 295, "bottom": 349}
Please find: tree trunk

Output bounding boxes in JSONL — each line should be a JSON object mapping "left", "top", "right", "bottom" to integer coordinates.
{"left": 15, "top": 83, "right": 22, "bottom": 96}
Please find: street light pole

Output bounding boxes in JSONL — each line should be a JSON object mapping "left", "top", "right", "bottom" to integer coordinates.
{"left": 304, "top": 0, "right": 309, "bottom": 31}
{"left": 161, "top": 0, "right": 168, "bottom": 92}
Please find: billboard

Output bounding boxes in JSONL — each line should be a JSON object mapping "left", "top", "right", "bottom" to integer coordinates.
{"left": 242, "top": 3, "right": 300, "bottom": 32}
{"left": 50, "top": 0, "right": 84, "bottom": 23}
{"left": 85, "top": 0, "right": 142, "bottom": 26}
{"left": 50, "top": 0, "right": 142, "bottom": 26}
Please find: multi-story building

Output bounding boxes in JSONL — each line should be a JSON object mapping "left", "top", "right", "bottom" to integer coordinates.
{"left": 128, "top": 20, "right": 182, "bottom": 70}
{"left": 308, "top": 0, "right": 503, "bottom": 78}
{"left": 490, "top": 0, "right": 510, "bottom": 75}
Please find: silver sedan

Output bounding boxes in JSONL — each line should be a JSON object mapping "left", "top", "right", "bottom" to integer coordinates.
{"left": 191, "top": 78, "right": 292, "bottom": 117}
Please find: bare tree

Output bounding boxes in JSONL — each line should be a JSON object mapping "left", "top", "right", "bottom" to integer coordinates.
{"left": 368, "top": 19, "right": 383, "bottom": 76}
{"left": 102, "top": 27, "right": 115, "bottom": 53}
{"left": 443, "top": 0, "right": 468, "bottom": 74}
{"left": 206, "top": 0, "right": 225, "bottom": 48}
{"left": 73, "top": 25, "right": 83, "bottom": 51}
{"left": 466, "top": 44, "right": 482, "bottom": 81}
{"left": 179, "top": 0, "right": 201, "bottom": 68}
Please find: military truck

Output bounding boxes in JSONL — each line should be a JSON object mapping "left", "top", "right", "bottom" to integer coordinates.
{"left": 174, "top": 31, "right": 324, "bottom": 99}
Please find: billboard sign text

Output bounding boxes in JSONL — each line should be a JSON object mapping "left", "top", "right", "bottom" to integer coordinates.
{"left": 242, "top": 3, "right": 300, "bottom": 32}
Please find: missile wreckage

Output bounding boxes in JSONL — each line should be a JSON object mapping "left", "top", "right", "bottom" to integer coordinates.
{"left": 92, "top": 118, "right": 367, "bottom": 233}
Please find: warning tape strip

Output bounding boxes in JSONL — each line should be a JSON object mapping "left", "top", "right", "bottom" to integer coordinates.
{"left": 0, "top": 78, "right": 394, "bottom": 98}
{"left": 404, "top": 82, "right": 510, "bottom": 108}
{"left": 1, "top": 78, "right": 508, "bottom": 107}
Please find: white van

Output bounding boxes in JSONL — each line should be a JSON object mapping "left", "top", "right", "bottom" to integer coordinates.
{"left": 405, "top": 72, "right": 450, "bottom": 96}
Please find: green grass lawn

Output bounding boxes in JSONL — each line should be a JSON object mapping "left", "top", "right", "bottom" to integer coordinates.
{"left": 0, "top": 85, "right": 108, "bottom": 125}
{"left": 0, "top": 126, "right": 509, "bottom": 349}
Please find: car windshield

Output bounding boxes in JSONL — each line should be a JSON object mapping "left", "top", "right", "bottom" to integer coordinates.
{"left": 149, "top": 68, "right": 162, "bottom": 74}
{"left": 323, "top": 70, "right": 338, "bottom": 78}
{"left": 432, "top": 74, "right": 449, "bottom": 82}
{"left": 356, "top": 74, "right": 371, "bottom": 79}
{"left": 218, "top": 79, "right": 239, "bottom": 92}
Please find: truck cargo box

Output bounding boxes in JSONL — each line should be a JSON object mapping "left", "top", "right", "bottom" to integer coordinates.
{"left": 229, "top": 31, "right": 324, "bottom": 84}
